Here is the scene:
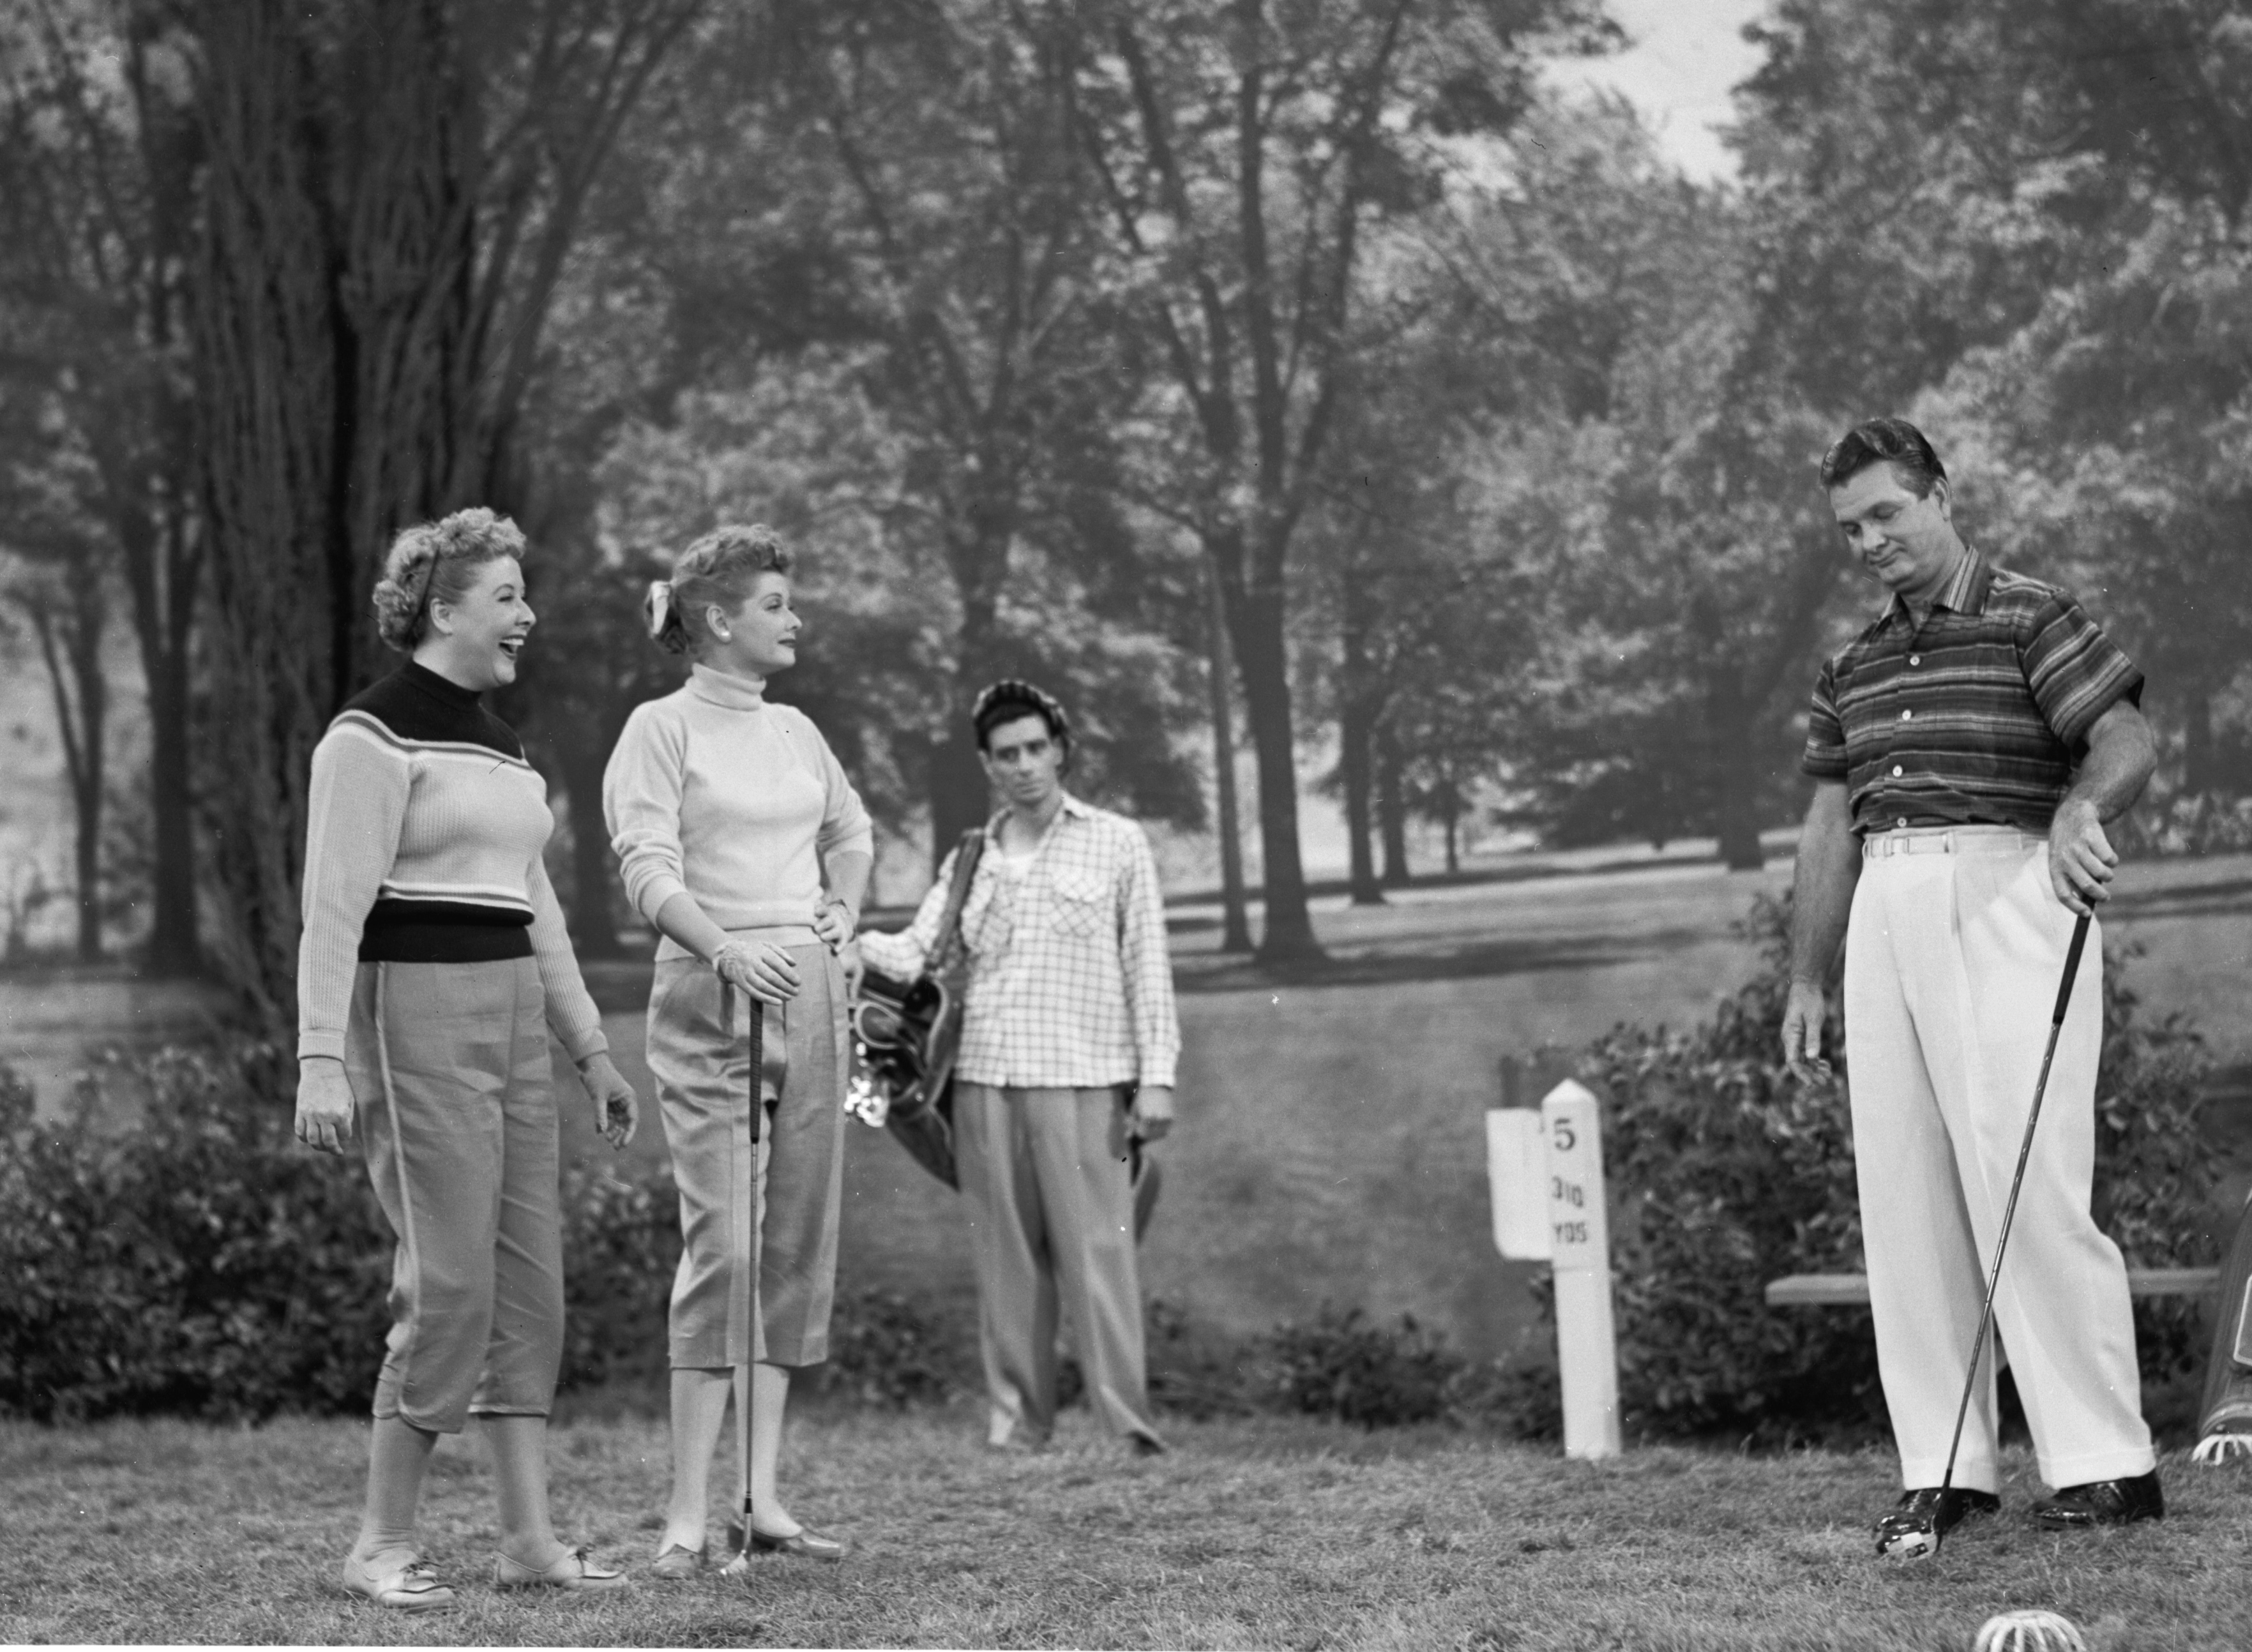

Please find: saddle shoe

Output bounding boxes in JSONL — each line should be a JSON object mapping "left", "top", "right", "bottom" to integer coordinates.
{"left": 2031, "top": 1471, "right": 2163, "bottom": 1529}
{"left": 340, "top": 1552, "right": 456, "bottom": 1612}
{"left": 1873, "top": 1486, "right": 1999, "bottom": 1555}
{"left": 494, "top": 1544, "right": 630, "bottom": 1591}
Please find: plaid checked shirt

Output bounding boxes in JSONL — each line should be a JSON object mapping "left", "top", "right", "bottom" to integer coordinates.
{"left": 856, "top": 794, "right": 1180, "bottom": 1090}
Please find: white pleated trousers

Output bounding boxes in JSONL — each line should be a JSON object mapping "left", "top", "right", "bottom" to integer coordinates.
{"left": 1844, "top": 826, "right": 2152, "bottom": 1493}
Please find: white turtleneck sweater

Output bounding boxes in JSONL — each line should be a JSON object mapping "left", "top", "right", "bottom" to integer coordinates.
{"left": 602, "top": 665, "right": 874, "bottom": 960}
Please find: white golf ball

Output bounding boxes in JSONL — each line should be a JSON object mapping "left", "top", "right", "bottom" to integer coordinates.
{"left": 1972, "top": 1609, "right": 2088, "bottom": 1652}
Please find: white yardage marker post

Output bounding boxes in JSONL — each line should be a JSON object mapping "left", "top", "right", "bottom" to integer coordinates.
{"left": 1485, "top": 1076, "right": 1622, "bottom": 1461}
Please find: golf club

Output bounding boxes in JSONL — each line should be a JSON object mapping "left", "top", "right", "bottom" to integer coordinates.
{"left": 1881, "top": 910, "right": 2093, "bottom": 1562}
{"left": 724, "top": 987, "right": 764, "bottom": 1571}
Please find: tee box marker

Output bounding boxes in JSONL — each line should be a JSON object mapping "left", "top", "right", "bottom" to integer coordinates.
{"left": 1486, "top": 1070, "right": 1622, "bottom": 1461}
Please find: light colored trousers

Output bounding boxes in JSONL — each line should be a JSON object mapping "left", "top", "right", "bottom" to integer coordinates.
{"left": 955, "top": 1082, "right": 1163, "bottom": 1450}
{"left": 646, "top": 942, "right": 847, "bottom": 1369}
{"left": 345, "top": 957, "right": 564, "bottom": 1434}
{"left": 1845, "top": 826, "right": 2153, "bottom": 1492}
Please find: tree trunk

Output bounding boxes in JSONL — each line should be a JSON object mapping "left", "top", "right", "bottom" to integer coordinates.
{"left": 928, "top": 500, "right": 1015, "bottom": 866}
{"left": 1707, "top": 670, "right": 1766, "bottom": 871}
{"left": 1204, "top": 559, "right": 1254, "bottom": 950}
{"left": 142, "top": 563, "right": 201, "bottom": 974}
{"left": 114, "top": 492, "right": 203, "bottom": 977}
{"left": 1442, "top": 799, "right": 1460, "bottom": 875}
{"left": 1214, "top": 523, "right": 1318, "bottom": 959}
{"left": 1338, "top": 569, "right": 1384, "bottom": 906}
{"left": 190, "top": 0, "right": 684, "bottom": 1025}
{"left": 1377, "top": 720, "right": 1409, "bottom": 886}
{"left": 27, "top": 585, "right": 109, "bottom": 963}
{"left": 2183, "top": 688, "right": 2214, "bottom": 793}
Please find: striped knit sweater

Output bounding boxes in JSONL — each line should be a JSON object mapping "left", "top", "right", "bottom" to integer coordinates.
{"left": 295, "top": 662, "right": 607, "bottom": 1065}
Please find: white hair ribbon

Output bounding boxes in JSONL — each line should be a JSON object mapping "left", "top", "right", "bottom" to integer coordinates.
{"left": 647, "top": 579, "right": 674, "bottom": 639}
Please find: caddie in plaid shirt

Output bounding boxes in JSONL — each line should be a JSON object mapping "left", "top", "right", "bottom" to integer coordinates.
{"left": 855, "top": 680, "right": 1177, "bottom": 1453}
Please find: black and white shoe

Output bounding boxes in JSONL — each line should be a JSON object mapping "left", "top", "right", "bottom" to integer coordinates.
{"left": 1874, "top": 1486, "right": 1999, "bottom": 1556}
{"left": 2031, "top": 1471, "right": 2163, "bottom": 1529}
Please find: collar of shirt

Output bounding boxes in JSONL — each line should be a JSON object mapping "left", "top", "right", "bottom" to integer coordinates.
{"left": 1882, "top": 548, "right": 1991, "bottom": 627}
{"left": 688, "top": 663, "right": 767, "bottom": 710}
{"left": 984, "top": 791, "right": 1094, "bottom": 853}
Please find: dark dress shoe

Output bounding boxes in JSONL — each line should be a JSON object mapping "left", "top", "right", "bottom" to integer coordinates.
{"left": 2031, "top": 1471, "right": 2163, "bottom": 1529}
{"left": 1875, "top": 1486, "right": 1999, "bottom": 1554}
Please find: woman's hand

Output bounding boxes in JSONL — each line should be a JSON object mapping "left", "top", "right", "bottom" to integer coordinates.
{"left": 295, "top": 1057, "right": 356, "bottom": 1155}
{"left": 713, "top": 940, "right": 802, "bottom": 1005}
{"left": 578, "top": 1051, "right": 640, "bottom": 1151}
{"left": 812, "top": 897, "right": 858, "bottom": 954}
{"left": 1128, "top": 1084, "right": 1174, "bottom": 1144}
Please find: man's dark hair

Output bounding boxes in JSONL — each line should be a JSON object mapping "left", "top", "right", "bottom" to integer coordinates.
{"left": 972, "top": 679, "right": 1073, "bottom": 766}
{"left": 1819, "top": 417, "right": 1948, "bottom": 497}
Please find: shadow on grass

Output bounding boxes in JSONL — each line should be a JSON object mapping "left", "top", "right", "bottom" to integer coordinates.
{"left": 1172, "top": 927, "right": 1709, "bottom": 995}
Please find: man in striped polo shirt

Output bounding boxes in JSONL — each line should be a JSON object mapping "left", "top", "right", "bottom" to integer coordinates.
{"left": 1779, "top": 417, "right": 2163, "bottom": 1552}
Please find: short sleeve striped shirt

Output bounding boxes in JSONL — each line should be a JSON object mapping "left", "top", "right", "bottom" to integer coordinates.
{"left": 1801, "top": 553, "right": 2143, "bottom": 836}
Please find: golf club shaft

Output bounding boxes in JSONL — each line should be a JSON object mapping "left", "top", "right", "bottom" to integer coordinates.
{"left": 742, "top": 989, "right": 764, "bottom": 1538}
{"left": 1938, "top": 912, "right": 2093, "bottom": 1494}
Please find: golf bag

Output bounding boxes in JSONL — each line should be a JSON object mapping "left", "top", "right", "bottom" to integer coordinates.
{"left": 851, "top": 829, "right": 985, "bottom": 1188}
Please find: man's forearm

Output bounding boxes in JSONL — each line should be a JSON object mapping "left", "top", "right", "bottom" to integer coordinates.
{"left": 2063, "top": 703, "right": 2158, "bottom": 824}
{"left": 1788, "top": 785, "right": 1861, "bottom": 984}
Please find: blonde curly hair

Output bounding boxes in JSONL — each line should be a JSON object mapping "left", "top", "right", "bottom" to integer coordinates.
{"left": 371, "top": 508, "right": 528, "bottom": 654}
{"left": 644, "top": 523, "right": 794, "bottom": 656}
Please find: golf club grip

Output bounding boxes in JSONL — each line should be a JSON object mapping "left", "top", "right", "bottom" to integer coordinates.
{"left": 2050, "top": 912, "right": 2092, "bottom": 1027}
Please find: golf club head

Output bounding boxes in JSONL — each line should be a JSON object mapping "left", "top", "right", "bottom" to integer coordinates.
{"left": 1877, "top": 1520, "right": 1940, "bottom": 1562}
{"left": 2191, "top": 1429, "right": 2252, "bottom": 1466}
{"left": 1972, "top": 1609, "right": 2088, "bottom": 1652}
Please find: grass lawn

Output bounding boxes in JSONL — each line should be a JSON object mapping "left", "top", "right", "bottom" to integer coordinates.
{"left": 2, "top": 1406, "right": 2248, "bottom": 1650}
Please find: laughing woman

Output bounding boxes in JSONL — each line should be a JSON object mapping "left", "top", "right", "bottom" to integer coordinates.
{"left": 294, "top": 508, "right": 642, "bottom": 1612}
{"left": 603, "top": 524, "right": 873, "bottom": 1576}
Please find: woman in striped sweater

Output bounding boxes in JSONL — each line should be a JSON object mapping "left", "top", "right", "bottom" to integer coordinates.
{"left": 294, "top": 509, "right": 640, "bottom": 1611}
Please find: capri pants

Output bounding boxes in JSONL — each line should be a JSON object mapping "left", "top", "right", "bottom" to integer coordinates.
{"left": 344, "top": 957, "right": 565, "bottom": 1434}
{"left": 646, "top": 939, "right": 849, "bottom": 1369}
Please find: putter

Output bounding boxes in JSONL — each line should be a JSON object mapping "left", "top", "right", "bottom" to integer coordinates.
{"left": 1882, "top": 911, "right": 2093, "bottom": 1561}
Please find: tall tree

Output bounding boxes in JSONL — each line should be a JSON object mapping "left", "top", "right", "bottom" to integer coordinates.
{"left": 0, "top": 0, "right": 204, "bottom": 972}
{"left": 186, "top": 0, "right": 700, "bottom": 1024}
{"left": 1071, "top": 0, "right": 1610, "bottom": 957}
{"left": 773, "top": 0, "right": 1188, "bottom": 855}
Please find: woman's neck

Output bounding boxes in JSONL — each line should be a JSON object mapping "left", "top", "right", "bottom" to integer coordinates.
{"left": 695, "top": 648, "right": 775, "bottom": 692}
{"left": 408, "top": 648, "right": 488, "bottom": 696}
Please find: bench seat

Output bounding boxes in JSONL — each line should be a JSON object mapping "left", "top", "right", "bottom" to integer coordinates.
{"left": 1765, "top": 1267, "right": 2218, "bottom": 1307}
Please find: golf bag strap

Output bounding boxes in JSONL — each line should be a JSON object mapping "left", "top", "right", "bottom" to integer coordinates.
{"left": 928, "top": 827, "right": 986, "bottom": 977}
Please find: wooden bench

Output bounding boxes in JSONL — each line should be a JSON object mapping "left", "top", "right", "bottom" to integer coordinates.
{"left": 1765, "top": 1268, "right": 2218, "bottom": 1307}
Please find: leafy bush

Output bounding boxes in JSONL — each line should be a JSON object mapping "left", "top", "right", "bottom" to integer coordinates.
{"left": 1256, "top": 1305, "right": 1466, "bottom": 1428}
{"left": 0, "top": 1043, "right": 697, "bottom": 1422}
{"left": 819, "top": 1287, "right": 960, "bottom": 1408}
{"left": 1561, "top": 893, "right": 2216, "bottom": 1443}
{"left": 0, "top": 1042, "right": 393, "bottom": 1422}
{"left": 2090, "top": 945, "right": 2218, "bottom": 1385}
{"left": 559, "top": 1160, "right": 681, "bottom": 1391}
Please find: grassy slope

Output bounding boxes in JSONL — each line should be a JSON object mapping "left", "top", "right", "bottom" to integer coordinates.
{"left": 2, "top": 1409, "right": 2247, "bottom": 1650}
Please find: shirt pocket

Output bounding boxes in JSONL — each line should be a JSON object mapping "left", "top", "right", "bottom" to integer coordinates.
{"left": 1049, "top": 869, "right": 1110, "bottom": 940}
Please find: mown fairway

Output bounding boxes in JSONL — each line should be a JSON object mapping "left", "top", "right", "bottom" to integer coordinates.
{"left": 3, "top": 1408, "right": 2248, "bottom": 1650}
